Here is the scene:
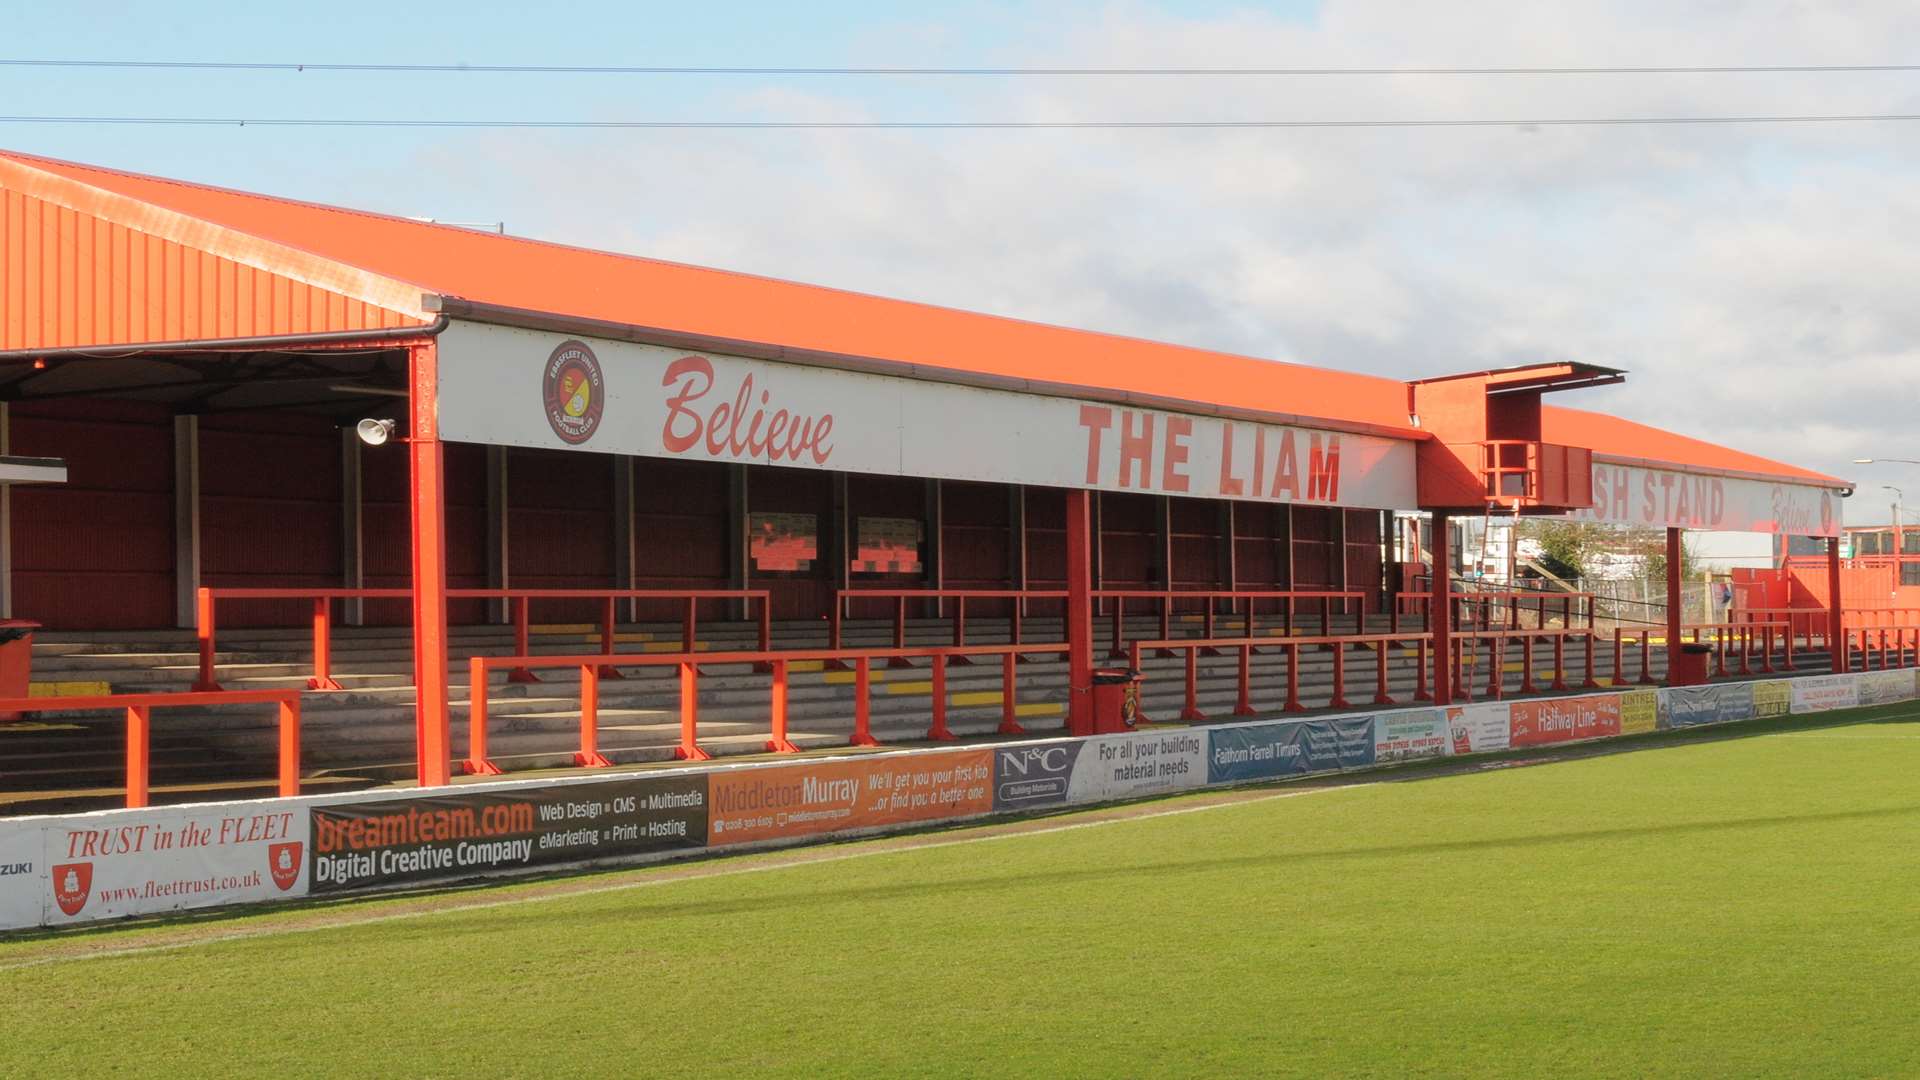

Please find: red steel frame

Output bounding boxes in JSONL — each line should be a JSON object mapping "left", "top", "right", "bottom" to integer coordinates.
{"left": 1128, "top": 632, "right": 1435, "bottom": 719}
{"left": 1841, "top": 625, "right": 1920, "bottom": 672}
{"left": 830, "top": 586, "right": 1366, "bottom": 668}
{"left": 1729, "top": 607, "right": 1834, "bottom": 651}
{"left": 831, "top": 588, "right": 1068, "bottom": 668}
{"left": 0, "top": 689, "right": 301, "bottom": 808}
{"left": 463, "top": 642, "right": 1068, "bottom": 774}
{"left": 1443, "top": 628, "right": 1603, "bottom": 703}
{"left": 1392, "top": 590, "right": 1598, "bottom": 634}
{"left": 193, "top": 587, "right": 772, "bottom": 693}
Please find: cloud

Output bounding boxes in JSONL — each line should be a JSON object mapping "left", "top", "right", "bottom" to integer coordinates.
{"left": 404, "top": 1, "right": 1920, "bottom": 504}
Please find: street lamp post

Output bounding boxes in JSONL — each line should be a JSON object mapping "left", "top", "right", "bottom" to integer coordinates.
{"left": 1853, "top": 458, "right": 1917, "bottom": 583}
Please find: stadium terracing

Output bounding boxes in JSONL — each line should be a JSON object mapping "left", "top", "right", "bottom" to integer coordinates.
{"left": 0, "top": 147, "right": 1876, "bottom": 808}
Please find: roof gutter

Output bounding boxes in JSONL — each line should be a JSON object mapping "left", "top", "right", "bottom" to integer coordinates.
{"left": 1591, "top": 452, "right": 1852, "bottom": 495}
{"left": 0, "top": 317, "right": 450, "bottom": 362}
{"left": 426, "top": 297, "right": 1427, "bottom": 443}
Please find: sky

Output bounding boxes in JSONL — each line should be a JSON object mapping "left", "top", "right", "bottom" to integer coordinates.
{"left": 5, "top": 1, "right": 1920, "bottom": 522}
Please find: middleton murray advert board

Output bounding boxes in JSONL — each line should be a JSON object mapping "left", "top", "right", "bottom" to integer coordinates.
{"left": 706, "top": 749, "right": 993, "bottom": 847}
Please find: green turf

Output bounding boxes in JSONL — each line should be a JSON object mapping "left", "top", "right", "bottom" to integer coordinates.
{"left": 4, "top": 703, "right": 1920, "bottom": 1079}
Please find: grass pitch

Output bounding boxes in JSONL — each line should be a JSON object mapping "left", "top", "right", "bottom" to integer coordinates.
{"left": 4, "top": 704, "right": 1920, "bottom": 1079}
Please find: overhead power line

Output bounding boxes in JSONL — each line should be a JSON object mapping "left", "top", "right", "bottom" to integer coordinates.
{"left": 3, "top": 113, "right": 1920, "bottom": 129}
{"left": 3, "top": 59, "right": 1920, "bottom": 76}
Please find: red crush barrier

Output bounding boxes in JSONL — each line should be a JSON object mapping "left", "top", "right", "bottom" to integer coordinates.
{"left": 463, "top": 642, "right": 1070, "bottom": 774}
{"left": 196, "top": 587, "right": 773, "bottom": 693}
{"left": 0, "top": 689, "right": 301, "bottom": 808}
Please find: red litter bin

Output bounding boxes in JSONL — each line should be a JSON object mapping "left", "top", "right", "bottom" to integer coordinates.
{"left": 1669, "top": 642, "right": 1712, "bottom": 687}
{"left": 0, "top": 619, "right": 39, "bottom": 721}
{"left": 1090, "top": 668, "right": 1142, "bottom": 734}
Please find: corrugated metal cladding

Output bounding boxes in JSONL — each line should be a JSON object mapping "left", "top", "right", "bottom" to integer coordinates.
{"left": 0, "top": 187, "right": 420, "bottom": 351}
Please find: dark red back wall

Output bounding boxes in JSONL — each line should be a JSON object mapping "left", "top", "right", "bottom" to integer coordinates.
{"left": 363, "top": 440, "right": 488, "bottom": 626}
{"left": 201, "top": 412, "right": 342, "bottom": 628}
{"left": 8, "top": 399, "right": 175, "bottom": 629}
{"left": 4, "top": 399, "right": 1390, "bottom": 633}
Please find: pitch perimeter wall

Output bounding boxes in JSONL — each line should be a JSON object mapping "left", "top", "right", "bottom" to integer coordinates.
{"left": 2, "top": 667, "right": 1910, "bottom": 932}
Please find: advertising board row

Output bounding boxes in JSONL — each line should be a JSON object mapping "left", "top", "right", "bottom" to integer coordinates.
{"left": 4, "top": 668, "right": 1916, "bottom": 932}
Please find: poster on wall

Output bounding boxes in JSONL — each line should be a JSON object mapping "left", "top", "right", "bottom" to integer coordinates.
{"left": 1620, "top": 690, "right": 1658, "bottom": 735}
{"left": 992, "top": 730, "right": 1206, "bottom": 812}
{"left": 1660, "top": 682, "right": 1755, "bottom": 729}
{"left": 1751, "top": 680, "right": 1791, "bottom": 718}
{"left": 1508, "top": 695, "right": 1622, "bottom": 747}
{"left": 37, "top": 803, "right": 309, "bottom": 925}
{"left": 708, "top": 750, "right": 992, "bottom": 847}
{"left": 1373, "top": 709, "right": 1450, "bottom": 764}
{"left": 1791, "top": 675, "right": 1859, "bottom": 713}
{"left": 748, "top": 513, "right": 817, "bottom": 572}
{"left": 306, "top": 773, "right": 708, "bottom": 894}
{"left": 1856, "top": 669, "right": 1916, "bottom": 707}
{"left": 1445, "top": 703, "right": 1510, "bottom": 755}
{"left": 1206, "top": 716, "right": 1376, "bottom": 785}
{"left": 852, "top": 517, "right": 923, "bottom": 574}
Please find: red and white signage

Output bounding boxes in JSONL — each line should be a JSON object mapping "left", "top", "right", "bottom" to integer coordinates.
{"left": 1573, "top": 458, "right": 1840, "bottom": 537}
{"left": 436, "top": 321, "right": 1421, "bottom": 510}
{"left": 34, "top": 803, "right": 308, "bottom": 925}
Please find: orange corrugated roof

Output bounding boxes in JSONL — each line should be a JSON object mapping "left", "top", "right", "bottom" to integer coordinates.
{"left": 1542, "top": 405, "right": 1844, "bottom": 486}
{"left": 0, "top": 148, "right": 1417, "bottom": 431}
{"left": 0, "top": 148, "right": 1846, "bottom": 489}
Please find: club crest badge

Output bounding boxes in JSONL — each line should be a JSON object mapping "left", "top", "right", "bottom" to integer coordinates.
{"left": 543, "top": 340, "right": 605, "bottom": 445}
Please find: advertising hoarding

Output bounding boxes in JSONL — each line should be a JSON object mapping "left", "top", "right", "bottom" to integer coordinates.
{"left": 1508, "top": 695, "right": 1622, "bottom": 747}
{"left": 707, "top": 750, "right": 992, "bottom": 846}
{"left": 1206, "top": 716, "right": 1376, "bottom": 785}
{"left": 307, "top": 773, "right": 708, "bottom": 893}
{"left": 437, "top": 321, "right": 1420, "bottom": 510}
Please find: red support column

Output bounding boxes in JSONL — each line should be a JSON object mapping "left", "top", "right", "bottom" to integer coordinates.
{"left": 125, "top": 704, "right": 151, "bottom": 809}
{"left": 1283, "top": 642, "right": 1304, "bottom": 713}
{"left": 1431, "top": 511, "right": 1453, "bottom": 706}
{"left": 1664, "top": 526, "right": 1683, "bottom": 687}
{"left": 408, "top": 342, "right": 453, "bottom": 789}
{"left": 928, "top": 659, "right": 955, "bottom": 741}
{"left": 852, "top": 657, "right": 880, "bottom": 747}
{"left": 999, "top": 651, "right": 1026, "bottom": 735}
{"left": 309, "top": 596, "right": 343, "bottom": 691}
{"left": 1065, "top": 490, "right": 1096, "bottom": 736}
{"left": 508, "top": 596, "right": 539, "bottom": 683}
{"left": 1235, "top": 645, "right": 1255, "bottom": 716}
{"left": 1828, "top": 536, "right": 1846, "bottom": 673}
{"left": 277, "top": 698, "right": 302, "bottom": 798}
{"left": 461, "top": 656, "right": 503, "bottom": 776}
{"left": 673, "top": 660, "right": 709, "bottom": 762}
{"left": 1181, "top": 647, "right": 1206, "bottom": 722}
{"left": 193, "top": 587, "right": 221, "bottom": 692}
{"left": 767, "top": 659, "right": 799, "bottom": 753}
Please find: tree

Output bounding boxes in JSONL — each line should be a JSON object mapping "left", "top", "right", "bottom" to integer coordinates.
{"left": 1632, "top": 529, "right": 1695, "bottom": 583}
{"left": 1527, "top": 520, "right": 1609, "bottom": 581}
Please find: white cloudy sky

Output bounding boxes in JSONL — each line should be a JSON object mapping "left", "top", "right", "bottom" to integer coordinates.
{"left": 8, "top": 1, "right": 1920, "bottom": 519}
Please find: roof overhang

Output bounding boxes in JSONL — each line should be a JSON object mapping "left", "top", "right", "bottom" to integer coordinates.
{"left": 1409, "top": 361, "right": 1627, "bottom": 396}
{"left": 1592, "top": 452, "right": 1853, "bottom": 495}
